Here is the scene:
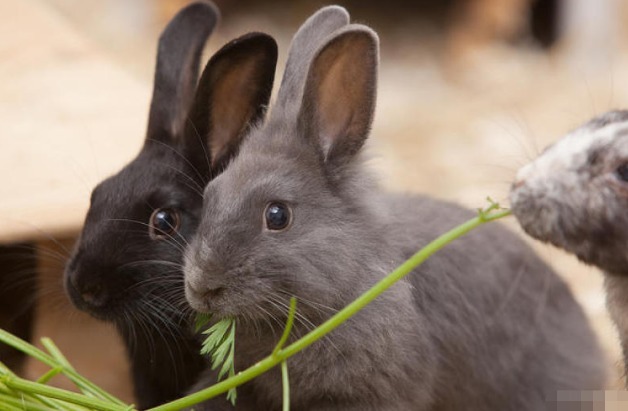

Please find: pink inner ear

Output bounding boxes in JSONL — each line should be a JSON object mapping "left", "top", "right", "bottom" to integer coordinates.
{"left": 310, "top": 32, "right": 376, "bottom": 162}
{"left": 208, "top": 55, "right": 262, "bottom": 164}
{"left": 318, "top": 57, "right": 352, "bottom": 159}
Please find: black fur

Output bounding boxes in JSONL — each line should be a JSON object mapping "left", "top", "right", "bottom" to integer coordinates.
{"left": 64, "top": 2, "right": 278, "bottom": 407}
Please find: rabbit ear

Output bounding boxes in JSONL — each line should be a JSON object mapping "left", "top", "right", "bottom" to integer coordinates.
{"left": 184, "top": 33, "right": 278, "bottom": 174}
{"left": 274, "top": 6, "right": 349, "bottom": 113}
{"left": 298, "top": 25, "right": 378, "bottom": 167}
{"left": 146, "top": 1, "right": 219, "bottom": 143}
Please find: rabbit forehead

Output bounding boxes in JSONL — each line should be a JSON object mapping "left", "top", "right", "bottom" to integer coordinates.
{"left": 510, "top": 113, "right": 628, "bottom": 267}
{"left": 82, "top": 146, "right": 202, "bottom": 246}
{"left": 95, "top": 150, "right": 192, "bottom": 206}
{"left": 210, "top": 119, "right": 323, "bottom": 193}
{"left": 206, "top": 146, "right": 325, "bottom": 212}
{"left": 516, "top": 120, "right": 628, "bottom": 185}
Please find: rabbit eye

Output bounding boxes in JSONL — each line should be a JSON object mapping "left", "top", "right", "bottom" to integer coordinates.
{"left": 265, "top": 202, "right": 291, "bottom": 231}
{"left": 616, "top": 164, "right": 628, "bottom": 182}
{"left": 149, "top": 208, "right": 180, "bottom": 239}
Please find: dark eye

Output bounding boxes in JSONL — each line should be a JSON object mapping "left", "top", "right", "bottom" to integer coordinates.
{"left": 149, "top": 208, "right": 180, "bottom": 239}
{"left": 265, "top": 202, "right": 291, "bottom": 231}
{"left": 617, "top": 164, "right": 628, "bottom": 182}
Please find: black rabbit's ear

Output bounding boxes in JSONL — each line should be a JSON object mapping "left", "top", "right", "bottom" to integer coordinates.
{"left": 274, "top": 6, "right": 349, "bottom": 113}
{"left": 185, "top": 33, "right": 278, "bottom": 174}
{"left": 146, "top": 1, "right": 219, "bottom": 144}
{"left": 298, "top": 25, "right": 378, "bottom": 168}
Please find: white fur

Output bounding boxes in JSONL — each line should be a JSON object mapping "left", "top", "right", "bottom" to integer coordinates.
{"left": 516, "top": 120, "right": 628, "bottom": 187}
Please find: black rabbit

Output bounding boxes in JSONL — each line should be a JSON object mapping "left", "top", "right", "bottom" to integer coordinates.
{"left": 64, "top": 1, "right": 278, "bottom": 407}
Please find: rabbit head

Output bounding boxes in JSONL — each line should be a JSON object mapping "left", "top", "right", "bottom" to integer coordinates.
{"left": 184, "top": 22, "right": 384, "bottom": 324}
{"left": 510, "top": 110, "right": 628, "bottom": 274}
{"left": 65, "top": 2, "right": 278, "bottom": 327}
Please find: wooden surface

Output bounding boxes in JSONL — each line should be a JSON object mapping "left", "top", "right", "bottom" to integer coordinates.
{"left": 0, "top": 1, "right": 143, "bottom": 400}
{"left": 0, "top": 0, "right": 147, "bottom": 244}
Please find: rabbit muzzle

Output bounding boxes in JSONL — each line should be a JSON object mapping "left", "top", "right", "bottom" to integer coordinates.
{"left": 64, "top": 265, "right": 114, "bottom": 318}
{"left": 183, "top": 257, "right": 225, "bottom": 312}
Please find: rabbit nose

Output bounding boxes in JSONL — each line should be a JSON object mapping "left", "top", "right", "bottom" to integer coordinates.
{"left": 512, "top": 178, "right": 526, "bottom": 190}
{"left": 78, "top": 283, "right": 108, "bottom": 308}
{"left": 189, "top": 282, "right": 225, "bottom": 300}
{"left": 68, "top": 272, "right": 109, "bottom": 309}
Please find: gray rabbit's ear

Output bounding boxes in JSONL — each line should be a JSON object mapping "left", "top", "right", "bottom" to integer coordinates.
{"left": 185, "top": 33, "right": 278, "bottom": 175}
{"left": 298, "top": 25, "right": 379, "bottom": 167}
{"left": 146, "top": 1, "right": 220, "bottom": 144}
{"left": 274, "top": 6, "right": 349, "bottom": 112}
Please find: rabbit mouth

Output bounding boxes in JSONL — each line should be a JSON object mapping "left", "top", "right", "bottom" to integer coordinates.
{"left": 66, "top": 287, "right": 126, "bottom": 322}
{"left": 66, "top": 286, "right": 120, "bottom": 321}
{"left": 185, "top": 281, "right": 266, "bottom": 320}
{"left": 185, "top": 281, "right": 228, "bottom": 314}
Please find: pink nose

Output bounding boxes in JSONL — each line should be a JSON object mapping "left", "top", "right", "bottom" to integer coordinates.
{"left": 512, "top": 178, "right": 525, "bottom": 190}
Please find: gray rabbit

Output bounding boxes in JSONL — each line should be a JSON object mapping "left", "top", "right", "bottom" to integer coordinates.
{"left": 63, "top": 1, "right": 278, "bottom": 407}
{"left": 184, "top": 6, "right": 607, "bottom": 411}
{"left": 510, "top": 109, "right": 628, "bottom": 381}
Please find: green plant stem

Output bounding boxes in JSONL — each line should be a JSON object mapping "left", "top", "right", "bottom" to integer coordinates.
{"left": 1, "top": 359, "right": 121, "bottom": 411}
{"left": 1, "top": 376, "right": 127, "bottom": 411}
{"left": 42, "top": 338, "right": 124, "bottom": 405}
{"left": 0, "top": 390, "right": 44, "bottom": 411}
{"left": 0, "top": 330, "right": 51, "bottom": 365}
{"left": 0, "top": 329, "right": 126, "bottom": 407}
{"left": 149, "top": 208, "right": 511, "bottom": 411}
{"left": 281, "top": 361, "right": 289, "bottom": 411}
{"left": 37, "top": 367, "right": 63, "bottom": 384}
{"left": 0, "top": 393, "right": 67, "bottom": 411}
{"left": 273, "top": 298, "right": 297, "bottom": 356}
{"left": 0, "top": 394, "right": 39, "bottom": 411}
{"left": 276, "top": 300, "right": 296, "bottom": 411}
{"left": 0, "top": 400, "right": 28, "bottom": 411}
{"left": 41, "top": 338, "right": 72, "bottom": 369}
{"left": 0, "top": 362, "right": 55, "bottom": 408}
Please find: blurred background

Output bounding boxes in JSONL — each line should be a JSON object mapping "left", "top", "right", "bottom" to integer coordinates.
{"left": 2, "top": 0, "right": 628, "bottom": 403}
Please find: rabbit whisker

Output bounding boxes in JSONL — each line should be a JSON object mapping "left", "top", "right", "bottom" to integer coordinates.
{"left": 104, "top": 218, "right": 189, "bottom": 253}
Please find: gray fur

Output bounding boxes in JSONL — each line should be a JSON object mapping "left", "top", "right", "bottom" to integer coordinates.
{"left": 185, "top": 15, "right": 607, "bottom": 411}
{"left": 510, "top": 109, "right": 628, "bottom": 380}
{"left": 274, "top": 5, "right": 349, "bottom": 115}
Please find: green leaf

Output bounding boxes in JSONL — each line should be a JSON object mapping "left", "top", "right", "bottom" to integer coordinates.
{"left": 210, "top": 343, "right": 230, "bottom": 370}
{"left": 226, "top": 386, "right": 236, "bottom": 406}
{"left": 198, "top": 318, "right": 237, "bottom": 405}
